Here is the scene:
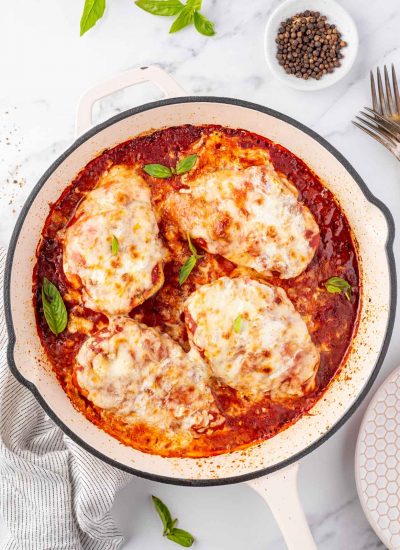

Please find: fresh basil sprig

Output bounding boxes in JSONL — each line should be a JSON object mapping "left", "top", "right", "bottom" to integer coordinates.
{"left": 135, "top": 0, "right": 184, "bottom": 16}
{"left": 167, "top": 528, "right": 195, "bottom": 547}
{"left": 179, "top": 233, "right": 204, "bottom": 285}
{"left": 179, "top": 256, "right": 197, "bottom": 285}
{"left": 186, "top": 0, "right": 201, "bottom": 9}
{"left": 135, "top": 0, "right": 215, "bottom": 36}
{"left": 152, "top": 495, "right": 173, "bottom": 534}
{"left": 79, "top": 0, "right": 215, "bottom": 36}
{"left": 80, "top": 0, "right": 106, "bottom": 36}
{"left": 176, "top": 154, "right": 198, "bottom": 174}
{"left": 143, "top": 154, "right": 198, "bottom": 179}
{"left": 152, "top": 496, "right": 195, "bottom": 547}
{"left": 233, "top": 314, "right": 243, "bottom": 333}
{"left": 41, "top": 278, "right": 68, "bottom": 336}
{"left": 324, "top": 276, "right": 352, "bottom": 301}
{"left": 169, "top": 5, "right": 194, "bottom": 33}
{"left": 143, "top": 164, "right": 175, "bottom": 178}
{"left": 193, "top": 10, "right": 215, "bottom": 35}
{"left": 111, "top": 235, "right": 119, "bottom": 256}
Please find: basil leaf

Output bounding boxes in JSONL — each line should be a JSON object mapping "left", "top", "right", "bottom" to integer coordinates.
{"left": 167, "top": 528, "right": 195, "bottom": 547}
{"left": 152, "top": 495, "right": 195, "bottom": 546}
{"left": 135, "top": 0, "right": 184, "bottom": 16}
{"left": 143, "top": 164, "right": 173, "bottom": 178}
{"left": 176, "top": 154, "right": 198, "bottom": 175}
{"left": 80, "top": 0, "right": 106, "bottom": 36}
{"left": 193, "top": 11, "right": 215, "bottom": 36}
{"left": 152, "top": 496, "right": 173, "bottom": 535}
{"left": 169, "top": 6, "right": 194, "bottom": 33}
{"left": 233, "top": 314, "right": 243, "bottom": 333}
{"left": 111, "top": 235, "right": 119, "bottom": 256}
{"left": 179, "top": 255, "right": 197, "bottom": 285}
{"left": 186, "top": 233, "right": 198, "bottom": 257}
{"left": 185, "top": 233, "right": 204, "bottom": 263}
{"left": 186, "top": 0, "right": 201, "bottom": 10}
{"left": 41, "top": 278, "right": 68, "bottom": 336}
{"left": 324, "top": 276, "right": 352, "bottom": 301}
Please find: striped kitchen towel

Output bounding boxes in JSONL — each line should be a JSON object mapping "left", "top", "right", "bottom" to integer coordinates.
{"left": 0, "top": 247, "right": 132, "bottom": 550}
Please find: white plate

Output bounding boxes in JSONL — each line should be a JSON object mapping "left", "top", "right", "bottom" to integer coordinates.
{"left": 355, "top": 366, "right": 400, "bottom": 549}
{"left": 264, "top": 0, "right": 359, "bottom": 91}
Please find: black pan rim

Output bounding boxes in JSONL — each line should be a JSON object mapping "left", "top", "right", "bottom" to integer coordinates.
{"left": 4, "top": 95, "right": 396, "bottom": 487}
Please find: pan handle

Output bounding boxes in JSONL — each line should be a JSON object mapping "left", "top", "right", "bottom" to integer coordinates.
{"left": 247, "top": 463, "right": 317, "bottom": 550}
{"left": 75, "top": 65, "right": 187, "bottom": 136}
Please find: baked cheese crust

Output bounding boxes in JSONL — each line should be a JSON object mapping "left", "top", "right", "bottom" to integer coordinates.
{"left": 184, "top": 276, "right": 319, "bottom": 399}
{"left": 166, "top": 165, "right": 319, "bottom": 279}
{"left": 75, "top": 317, "right": 225, "bottom": 437}
{"left": 63, "top": 166, "right": 165, "bottom": 315}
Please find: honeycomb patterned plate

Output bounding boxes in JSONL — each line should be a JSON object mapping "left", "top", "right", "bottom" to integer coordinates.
{"left": 355, "top": 365, "right": 400, "bottom": 549}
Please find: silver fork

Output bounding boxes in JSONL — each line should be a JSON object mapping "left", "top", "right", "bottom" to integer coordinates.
{"left": 352, "top": 64, "right": 400, "bottom": 160}
{"left": 370, "top": 64, "right": 400, "bottom": 120}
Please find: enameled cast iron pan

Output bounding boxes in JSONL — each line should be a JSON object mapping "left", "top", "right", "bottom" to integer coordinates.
{"left": 4, "top": 66, "right": 396, "bottom": 549}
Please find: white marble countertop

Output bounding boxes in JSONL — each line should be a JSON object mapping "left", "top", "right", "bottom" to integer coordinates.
{"left": 1, "top": 0, "right": 400, "bottom": 548}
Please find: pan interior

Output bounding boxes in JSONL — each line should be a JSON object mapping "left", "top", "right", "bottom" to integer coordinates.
{"left": 6, "top": 98, "right": 394, "bottom": 483}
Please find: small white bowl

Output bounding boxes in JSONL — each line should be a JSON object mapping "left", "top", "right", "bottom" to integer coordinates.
{"left": 264, "top": 0, "right": 359, "bottom": 91}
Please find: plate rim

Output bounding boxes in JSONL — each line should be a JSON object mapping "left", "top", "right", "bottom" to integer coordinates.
{"left": 355, "top": 364, "right": 400, "bottom": 549}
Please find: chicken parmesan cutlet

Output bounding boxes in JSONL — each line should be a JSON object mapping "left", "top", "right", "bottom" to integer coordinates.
{"left": 184, "top": 276, "right": 319, "bottom": 400}
{"left": 166, "top": 165, "right": 319, "bottom": 279}
{"left": 63, "top": 165, "right": 166, "bottom": 316}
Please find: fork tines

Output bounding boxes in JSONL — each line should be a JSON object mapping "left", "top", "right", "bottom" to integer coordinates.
{"left": 352, "top": 64, "right": 400, "bottom": 159}
{"left": 352, "top": 108, "right": 400, "bottom": 156}
{"left": 370, "top": 63, "right": 400, "bottom": 118}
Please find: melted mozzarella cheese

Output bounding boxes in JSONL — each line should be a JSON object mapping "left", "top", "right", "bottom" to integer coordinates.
{"left": 75, "top": 317, "right": 224, "bottom": 434}
{"left": 184, "top": 277, "right": 319, "bottom": 399}
{"left": 63, "top": 165, "right": 166, "bottom": 316}
{"left": 167, "top": 165, "right": 319, "bottom": 279}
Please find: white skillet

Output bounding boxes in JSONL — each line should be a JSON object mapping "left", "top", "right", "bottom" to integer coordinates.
{"left": 4, "top": 66, "right": 396, "bottom": 549}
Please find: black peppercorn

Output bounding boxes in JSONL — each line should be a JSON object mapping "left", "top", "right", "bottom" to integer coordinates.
{"left": 274, "top": 10, "right": 348, "bottom": 81}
